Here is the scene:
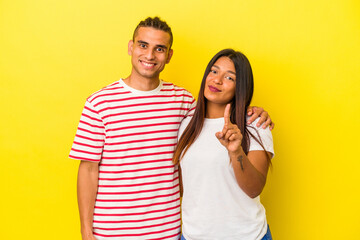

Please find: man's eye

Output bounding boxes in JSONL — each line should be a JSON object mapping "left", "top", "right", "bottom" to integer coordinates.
{"left": 156, "top": 47, "right": 165, "bottom": 52}
{"left": 140, "top": 44, "right": 147, "bottom": 48}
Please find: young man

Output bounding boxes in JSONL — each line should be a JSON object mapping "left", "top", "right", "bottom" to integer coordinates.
{"left": 70, "top": 17, "right": 274, "bottom": 240}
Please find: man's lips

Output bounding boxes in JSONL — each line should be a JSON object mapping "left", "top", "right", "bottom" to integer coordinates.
{"left": 208, "top": 85, "right": 221, "bottom": 92}
{"left": 140, "top": 60, "right": 156, "bottom": 68}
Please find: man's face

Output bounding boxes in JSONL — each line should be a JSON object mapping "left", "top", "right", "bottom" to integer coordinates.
{"left": 128, "top": 27, "right": 173, "bottom": 81}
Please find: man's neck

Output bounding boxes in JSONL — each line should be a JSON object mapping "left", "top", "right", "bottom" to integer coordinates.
{"left": 123, "top": 74, "right": 160, "bottom": 91}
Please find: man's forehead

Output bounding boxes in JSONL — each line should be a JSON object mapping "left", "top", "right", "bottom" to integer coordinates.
{"left": 134, "top": 27, "right": 171, "bottom": 46}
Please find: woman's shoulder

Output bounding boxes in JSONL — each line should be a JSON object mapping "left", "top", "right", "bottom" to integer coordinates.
{"left": 246, "top": 117, "right": 274, "bottom": 157}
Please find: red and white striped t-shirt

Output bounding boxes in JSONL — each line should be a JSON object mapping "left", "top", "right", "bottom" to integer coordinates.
{"left": 70, "top": 79, "right": 196, "bottom": 239}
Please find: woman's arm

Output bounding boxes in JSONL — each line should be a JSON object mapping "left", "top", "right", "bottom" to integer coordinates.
{"left": 216, "top": 104, "right": 272, "bottom": 198}
{"left": 229, "top": 149, "right": 271, "bottom": 198}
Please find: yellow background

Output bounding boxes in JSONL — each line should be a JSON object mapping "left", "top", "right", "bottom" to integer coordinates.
{"left": 1, "top": 0, "right": 359, "bottom": 239}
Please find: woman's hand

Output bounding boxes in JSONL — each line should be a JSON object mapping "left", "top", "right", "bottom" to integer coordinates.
{"left": 215, "top": 104, "right": 243, "bottom": 155}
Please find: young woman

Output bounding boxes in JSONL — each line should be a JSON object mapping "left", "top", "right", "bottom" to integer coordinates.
{"left": 173, "top": 49, "right": 274, "bottom": 240}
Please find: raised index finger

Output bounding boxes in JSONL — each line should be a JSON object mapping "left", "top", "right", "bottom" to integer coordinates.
{"left": 224, "top": 104, "right": 231, "bottom": 125}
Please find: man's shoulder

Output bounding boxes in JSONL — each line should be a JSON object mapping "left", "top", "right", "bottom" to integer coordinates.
{"left": 161, "top": 80, "right": 194, "bottom": 96}
{"left": 86, "top": 79, "right": 126, "bottom": 103}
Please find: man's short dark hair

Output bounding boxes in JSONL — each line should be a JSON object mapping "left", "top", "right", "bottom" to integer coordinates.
{"left": 133, "top": 17, "right": 173, "bottom": 48}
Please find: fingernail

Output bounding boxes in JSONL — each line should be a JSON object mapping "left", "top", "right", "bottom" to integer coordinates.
{"left": 247, "top": 121, "right": 251, "bottom": 124}
{"left": 256, "top": 123, "right": 260, "bottom": 127}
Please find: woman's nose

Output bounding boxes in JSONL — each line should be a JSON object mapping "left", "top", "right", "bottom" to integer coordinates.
{"left": 213, "top": 75, "right": 223, "bottom": 84}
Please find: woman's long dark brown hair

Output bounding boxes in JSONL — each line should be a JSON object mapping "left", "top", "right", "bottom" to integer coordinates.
{"left": 173, "top": 49, "right": 270, "bottom": 164}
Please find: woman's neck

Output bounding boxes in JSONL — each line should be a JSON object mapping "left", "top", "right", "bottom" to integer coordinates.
{"left": 205, "top": 102, "right": 226, "bottom": 118}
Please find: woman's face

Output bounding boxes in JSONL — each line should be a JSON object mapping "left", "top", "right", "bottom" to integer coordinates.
{"left": 204, "top": 56, "right": 236, "bottom": 106}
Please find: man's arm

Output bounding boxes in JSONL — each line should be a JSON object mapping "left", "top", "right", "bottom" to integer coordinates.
{"left": 77, "top": 160, "right": 99, "bottom": 240}
{"left": 247, "top": 106, "right": 275, "bottom": 130}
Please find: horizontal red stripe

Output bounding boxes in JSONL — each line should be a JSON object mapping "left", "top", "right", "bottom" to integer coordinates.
{"left": 104, "top": 159, "right": 173, "bottom": 168}
{"left": 94, "top": 205, "right": 179, "bottom": 217}
{"left": 103, "top": 144, "right": 175, "bottom": 153}
{"left": 71, "top": 148, "right": 102, "bottom": 155}
{"left": 73, "top": 141, "right": 103, "bottom": 149}
{"left": 69, "top": 155, "right": 100, "bottom": 162}
{"left": 88, "top": 84, "right": 122, "bottom": 99}
{"left": 101, "top": 151, "right": 174, "bottom": 160}
{"left": 103, "top": 107, "right": 189, "bottom": 120}
{"left": 95, "top": 190, "right": 179, "bottom": 202}
{"left": 94, "top": 94, "right": 193, "bottom": 107}
{"left": 78, "top": 127, "right": 105, "bottom": 136}
{"left": 97, "top": 185, "right": 179, "bottom": 196}
{"left": 101, "top": 86, "right": 123, "bottom": 91}
{"left": 91, "top": 91, "right": 132, "bottom": 102}
{"left": 98, "top": 170, "right": 178, "bottom": 181}
{"left": 93, "top": 211, "right": 180, "bottom": 224}
{"left": 79, "top": 120, "right": 104, "bottom": 129}
{"left": 100, "top": 158, "right": 172, "bottom": 166}
{"left": 98, "top": 100, "right": 195, "bottom": 113}
{"left": 84, "top": 105, "right": 99, "bottom": 114}
{"left": 105, "top": 115, "right": 185, "bottom": 126}
{"left": 93, "top": 225, "right": 180, "bottom": 238}
{"left": 82, "top": 113, "right": 102, "bottom": 122}
{"left": 93, "top": 218, "right": 180, "bottom": 231}
{"left": 107, "top": 129, "right": 177, "bottom": 139}
{"left": 105, "top": 136, "right": 177, "bottom": 146}
{"left": 99, "top": 165, "right": 174, "bottom": 174}
{"left": 95, "top": 197, "right": 179, "bottom": 209}
{"left": 160, "top": 88, "right": 187, "bottom": 92}
{"left": 75, "top": 133, "right": 104, "bottom": 142}
{"left": 97, "top": 184, "right": 179, "bottom": 195}
{"left": 148, "top": 232, "right": 181, "bottom": 240}
{"left": 106, "top": 122, "right": 180, "bottom": 132}
{"left": 98, "top": 177, "right": 177, "bottom": 188}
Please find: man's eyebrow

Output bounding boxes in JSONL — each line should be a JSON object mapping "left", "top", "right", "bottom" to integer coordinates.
{"left": 155, "top": 44, "right": 168, "bottom": 50}
{"left": 137, "top": 40, "right": 149, "bottom": 45}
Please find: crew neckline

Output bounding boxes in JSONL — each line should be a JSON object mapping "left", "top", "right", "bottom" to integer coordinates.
{"left": 119, "top": 78, "right": 163, "bottom": 95}
{"left": 204, "top": 117, "right": 224, "bottom": 124}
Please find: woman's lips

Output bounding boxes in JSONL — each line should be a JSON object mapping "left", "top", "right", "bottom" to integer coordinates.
{"left": 208, "top": 85, "right": 221, "bottom": 92}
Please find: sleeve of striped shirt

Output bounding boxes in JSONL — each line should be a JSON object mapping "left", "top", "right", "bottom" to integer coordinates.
{"left": 69, "top": 100, "right": 105, "bottom": 162}
{"left": 185, "top": 97, "right": 197, "bottom": 117}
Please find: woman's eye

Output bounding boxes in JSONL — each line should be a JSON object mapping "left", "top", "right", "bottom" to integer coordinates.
{"left": 210, "top": 70, "right": 217, "bottom": 74}
{"left": 226, "top": 76, "right": 235, "bottom": 81}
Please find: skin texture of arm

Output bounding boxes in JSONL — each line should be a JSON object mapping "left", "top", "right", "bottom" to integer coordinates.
{"left": 229, "top": 149, "right": 271, "bottom": 198}
{"left": 77, "top": 160, "right": 99, "bottom": 240}
{"left": 216, "top": 104, "right": 271, "bottom": 198}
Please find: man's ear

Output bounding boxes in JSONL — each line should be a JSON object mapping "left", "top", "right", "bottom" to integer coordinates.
{"left": 128, "top": 40, "right": 134, "bottom": 56}
{"left": 166, "top": 49, "right": 173, "bottom": 64}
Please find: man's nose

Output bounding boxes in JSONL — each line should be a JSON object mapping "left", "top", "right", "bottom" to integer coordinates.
{"left": 145, "top": 49, "right": 155, "bottom": 60}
